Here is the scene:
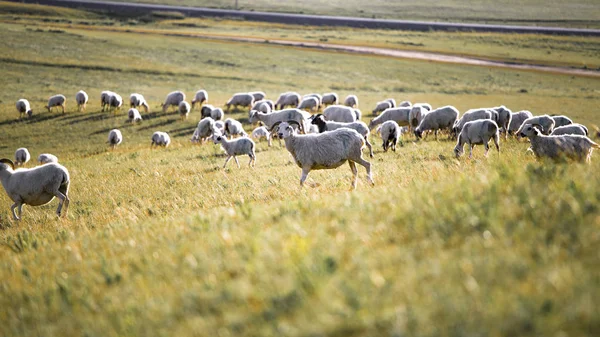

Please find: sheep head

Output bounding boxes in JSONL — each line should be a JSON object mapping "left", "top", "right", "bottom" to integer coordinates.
{"left": 0, "top": 158, "right": 15, "bottom": 170}
{"left": 519, "top": 124, "right": 542, "bottom": 139}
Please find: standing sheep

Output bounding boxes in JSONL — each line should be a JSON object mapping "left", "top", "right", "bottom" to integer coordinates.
{"left": 107, "top": 129, "right": 123, "bottom": 149}
{"left": 385, "top": 98, "right": 397, "bottom": 108}
{"left": 297, "top": 97, "right": 319, "bottom": 112}
{"left": 251, "top": 100, "right": 272, "bottom": 115}
{"left": 321, "top": 93, "right": 338, "bottom": 107}
{"left": 225, "top": 93, "right": 255, "bottom": 112}
{"left": 279, "top": 92, "right": 301, "bottom": 110}
{"left": 344, "top": 95, "right": 359, "bottom": 108}
{"left": 454, "top": 120, "right": 500, "bottom": 158}
{"left": 191, "top": 118, "right": 218, "bottom": 144}
{"left": 368, "top": 107, "right": 411, "bottom": 130}
{"left": 550, "top": 124, "right": 588, "bottom": 136}
{"left": 508, "top": 110, "right": 534, "bottom": 135}
{"left": 452, "top": 108, "right": 494, "bottom": 138}
{"left": 516, "top": 115, "right": 556, "bottom": 136}
{"left": 212, "top": 134, "right": 256, "bottom": 169}
{"left": 100, "top": 91, "right": 115, "bottom": 112}
{"left": 128, "top": 108, "right": 143, "bottom": 123}
{"left": 303, "top": 93, "right": 322, "bottom": 107}
{"left": 323, "top": 105, "right": 358, "bottom": 123}
{"left": 178, "top": 101, "right": 191, "bottom": 120}
{"left": 46, "top": 94, "right": 66, "bottom": 113}
{"left": 191, "top": 89, "right": 208, "bottom": 109}
{"left": 409, "top": 105, "right": 429, "bottom": 129}
{"left": 16, "top": 99, "right": 32, "bottom": 119}
{"left": 108, "top": 93, "right": 123, "bottom": 112}
{"left": 130, "top": 93, "right": 149, "bottom": 113}
{"left": 249, "top": 91, "right": 266, "bottom": 102}
{"left": 487, "top": 106, "right": 513, "bottom": 139}
{"left": 162, "top": 91, "right": 186, "bottom": 113}
{"left": 248, "top": 109, "right": 311, "bottom": 135}
{"left": 75, "top": 90, "right": 89, "bottom": 112}
{"left": 519, "top": 125, "right": 599, "bottom": 163}
{"left": 414, "top": 105, "right": 459, "bottom": 140}
{"left": 199, "top": 105, "right": 224, "bottom": 121}
{"left": 38, "top": 153, "right": 58, "bottom": 164}
{"left": 372, "top": 100, "right": 392, "bottom": 116}
{"left": 551, "top": 115, "right": 573, "bottom": 128}
{"left": 414, "top": 103, "right": 432, "bottom": 111}
{"left": 310, "top": 114, "right": 374, "bottom": 157}
{"left": 15, "top": 148, "right": 31, "bottom": 166}
{"left": 151, "top": 132, "right": 171, "bottom": 148}
{"left": 251, "top": 126, "right": 272, "bottom": 146}
{"left": 398, "top": 101, "right": 412, "bottom": 107}
{"left": 224, "top": 118, "right": 248, "bottom": 138}
{"left": 380, "top": 121, "right": 401, "bottom": 152}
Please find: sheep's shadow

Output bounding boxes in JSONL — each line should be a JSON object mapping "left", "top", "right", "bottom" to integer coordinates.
{"left": 89, "top": 123, "right": 133, "bottom": 136}
{"left": 65, "top": 112, "right": 112, "bottom": 125}
{"left": 137, "top": 119, "right": 178, "bottom": 131}
{"left": 0, "top": 113, "right": 63, "bottom": 126}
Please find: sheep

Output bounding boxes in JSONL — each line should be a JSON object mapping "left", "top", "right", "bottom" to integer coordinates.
{"left": 368, "top": 107, "right": 411, "bottom": 130}
{"left": 297, "top": 97, "right": 319, "bottom": 112}
{"left": 414, "top": 105, "right": 459, "bottom": 140}
{"left": 385, "top": 98, "right": 397, "bottom": 108}
{"left": 108, "top": 93, "right": 123, "bottom": 112}
{"left": 224, "top": 118, "right": 248, "bottom": 138}
{"left": 16, "top": 99, "right": 32, "bottom": 119}
{"left": 323, "top": 105, "right": 358, "bottom": 123}
{"left": 205, "top": 107, "right": 224, "bottom": 121}
{"left": 354, "top": 109, "right": 362, "bottom": 121}
{"left": 372, "top": 100, "right": 392, "bottom": 115}
{"left": 178, "top": 101, "right": 191, "bottom": 120}
{"left": 162, "top": 91, "right": 186, "bottom": 113}
{"left": 75, "top": 90, "right": 89, "bottom": 112}
{"left": 191, "top": 118, "right": 217, "bottom": 144}
{"left": 321, "top": 93, "right": 338, "bottom": 107}
{"left": 249, "top": 91, "right": 266, "bottom": 102}
{"left": 251, "top": 100, "right": 272, "bottom": 115}
{"left": 214, "top": 120, "right": 225, "bottom": 135}
{"left": 344, "top": 95, "right": 359, "bottom": 108}
{"left": 508, "top": 110, "right": 534, "bottom": 135}
{"left": 191, "top": 89, "right": 208, "bottom": 109}
{"left": 107, "top": 129, "right": 123, "bottom": 149}
{"left": 37, "top": 153, "right": 58, "bottom": 164}
{"left": 212, "top": 134, "right": 256, "bottom": 168}
{"left": 398, "top": 101, "right": 412, "bottom": 107}
{"left": 310, "top": 114, "right": 374, "bottom": 157}
{"left": 46, "top": 94, "right": 66, "bottom": 113}
{"left": 274, "top": 92, "right": 292, "bottom": 109}
{"left": 225, "top": 92, "right": 255, "bottom": 111}
{"left": 130, "top": 93, "right": 149, "bottom": 113}
{"left": 454, "top": 120, "right": 500, "bottom": 158}
{"left": 380, "top": 121, "right": 401, "bottom": 152}
{"left": 251, "top": 126, "right": 272, "bottom": 146}
{"left": 128, "top": 108, "right": 143, "bottom": 123}
{"left": 303, "top": 93, "right": 322, "bottom": 107}
{"left": 278, "top": 92, "right": 301, "bottom": 110}
{"left": 519, "top": 125, "right": 599, "bottom": 163}
{"left": 550, "top": 124, "right": 588, "bottom": 136}
{"left": 452, "top": 108, "right": 494, "bottom": 138}
{"left": 414, "top": 103, "right": 432, "bottom": 111}
{"left": 409, "top": 105, "right": 429, "bottom": 129}
{"left": 248, "top": 109, "right": 311, "bottom": 135}
{"left": 15, "top": 148, "right": 31, "bottom": 166}
{"left": 0, "top": 159, "right": 70, "bottom": 220}
{"left": 486, "top": 106, "right": 513, "bottom": 139}
{"left": 271, "top": 121, "right": 374, "bottom": 189}
{"left": 551, "top": 115, "right": 573, "bottom": 128}
{"left": 151, "top": 131, "right": 171, "bottom": 148}
{"left": 100, "top": 90, "right": 115, "bottom": 112}
{"left": 516, "top": 115, "right": 556, "bottom": 136}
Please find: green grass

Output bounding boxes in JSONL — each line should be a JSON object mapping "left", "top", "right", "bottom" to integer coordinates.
{"left": 0, "top": 7, "right": 600, "bottom": 337}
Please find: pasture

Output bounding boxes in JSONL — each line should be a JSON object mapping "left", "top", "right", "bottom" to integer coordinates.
{"left": 0, "top": 3, "right": 599, "bottom": 336}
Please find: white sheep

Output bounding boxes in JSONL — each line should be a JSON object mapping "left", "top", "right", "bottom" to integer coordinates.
{"left": 385, "top": 98, "right": 397, "bottom": 108}
{"left": 162, "top": 91, "right": 186, "bottom": 113}
{"left": 224, "top": 118, "right": 248, "bottom": 138}
{"left": 100, "top": 91, "right": 114, "bottom": 112}
{"left": 454, "top": 120, "right": 500, "bottom": 158}
{"left": 414, "top": 105, "right": 459, "bottom": 140}
{"left": 130, "top": 93, "right": 149, "bottom": 113}
{"left": 323, "top": 105, "right": 358, "bottom": 123}
{"left": 225, "top": 92, "right": 255, "bottom": 111}
{"left": 272, "top": 121, "right": 374, "bottom": 189}
{"left": 151, "top": 131, "right": 171, "bottom": 148}
{"left": 251, "top": 100, "right": 272, "bottom": 115}
{"left": 516, "top": 115, "right": 556, "bottom": 136}
{"left": 380, "top": 120, "right": 401, "bottom": 152}
{"left": 368, "top": 107, "right": 411, "bottom": 130}
{"left": 344, "top": 95, "right": 359, "bottom": 108}
{"left": 486, "top": 106, "right": 512, "bottom": 139}
{"left": 452, "top": 108, "right": 494, "bottom": 137}
{"left": 519, "top": 125, "right": 599, "bottom": 163}
{"left": 414, "top": 103, "right": 432, "bottom": 111}
{"left": 310, "top": 114, "right": 374, "bottom": 157}
{"left": 46, "top": 94, "right": 66, "bottom": 113}
{"left": 248, "top": 109, "right": 311, "bottom": 135}
{"left": 372, "top": 100, "right": 392, "bottom": 115}
{"left": 251, "top": 126, "right": 272, "bottom": 146}
{"left": 191, "top": 118, "right": 217, "bottom": 143}
{"left": 278, "top": 92, "right": 301, "bottom": 110}
{"left": 178, "top": 101, "right": 191, "bottom": 119}
{"left": 16, "top": 99, "right": 32, "bottom": 119}
{"left": 108, "top": 93, "right": 123, "bottom": 112}
{"left": 297, "top": 97, "right": 319, "bottom": 112}
{"left": 551, "top": 115, "right": 573, "bottom": 128}
{"left": 550, "top": 124, "right": 588, "bottom": 136}
{"left": 128, "top": 108, "right": 143, "bottom": 123}
{"left": 75, "top": 90, "right": 89, "bottom": 112}
{"left": 212, "top": 134, "right": 256, "bottom": 168}
{"left": 249, "top": 91, "right": 266, "bottom": 102}
{"left": 321, "top": 93, "right": 338, "bottom": 107}
{"left": 107, "top": 129, "right": 123, "bottom": 149}
{"left": 191, "top": 89, "right": 208, "bottom": 109}
{"left": 14, "top": 148, "right": 31, "bottom": 166}
{"left": 37, "top": 153, "right": 58, "bottom": 164}
{"left": 398, "top": 101, "right": 411, "bottom": 107}
{"left": 0, "top": 158, "right": 70, "bottom": 220}
{"left": 508, "top": 110, "right": 534, "bottom": 135}
{"left": 303, "top": 93, "right": 322, "bottom": 107}
{"left": 409, "top": 105, "right": 429, "bottom": 129}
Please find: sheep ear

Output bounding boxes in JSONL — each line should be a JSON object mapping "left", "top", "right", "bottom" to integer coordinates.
{"left": 0, "top": 158, "right": 15, "bottom": 170}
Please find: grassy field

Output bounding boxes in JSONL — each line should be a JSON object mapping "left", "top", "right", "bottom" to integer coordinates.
{"left": 1, "top": 4, "right": 600, "bottom": 337}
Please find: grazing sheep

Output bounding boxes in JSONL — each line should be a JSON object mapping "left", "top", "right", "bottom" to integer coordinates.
{"left": 452, "top": 108, "right": 494, "bottom": 138}
{"left": 310, "top": 114, "right": 374, "bottom": 157}
{"left": 368, "top": 107, "right": 411, "bottom": 130}
{"left": 414, "top": 103, "right": 432, "bottom": 111}
{"left": 372, "top": 100, "right": 392, "bottom": 115}
{"left": 178, "top": 101, "right": 191, "bottom": 120}
{"left": 279, "top": 92, "right": 302, "bottom": 110}
{"left": 46, "top": 94, "right": 66, "bottom": 113}
{"left": 508, "top": 110, "right": 534, "bottom": 135}
{"left": 252, "top": 100, "right": 273, "bottom": 114}
{"left": 344, "top": 95, "right": 359, "bottom": 108}
{"left": 321, "top": 93, "right": 339, "bottom": 107}
{"left": 249, "top": 91, "right": 266, "bottom": 102}
{"left": 151, "top": 132, "right": 171, "bottom": 148}
{"left": 398, "top": 101, "right": 412, "bottom": 107}
{"left": 519, "top": 125, "right": 599, "bottom": 163}
{"left": 38, "top": 153, "right": 58, "bottom": 164}
{"left": 516, "top": 115, "right": 556, "bottom": 136}
{"left": 323, "top": 105, "right": 358, "bottom": 123}
{"left": 0, "top": 159, "right": 70, "bottom": 220}
{"left": 100, "top": 91, "right": 115, "bottom": 112}
{"left": 212, "top": 134, "right": 256, "bottom": 168}
{"left": 303, "top": 93, "right": 322, "bottom": 107}
{"left": 225, "top": 92, "right": 255, "bottom": 111}
{"left": 224, "top": 118, "right": 248, "bottom": 138}
{"left": 454, "top": 120, "right": 500, "bottom": 158}
{"left": 272, "top": 121, "right": 374, "bottom": 189}
{"left": 14, "top": 148, "right": 31, "bottom": 166}
{"left": 248, "top": 109, "right": 311, "bottom": 135}
{"left": 215, "top": 120, "right": 225, "bottom": 134}
{"left": 128, "top": 108, "right": 143, "bottom": 123}
{"left": 75, "top": 90, "right": 89, "bottom": 112}
{"left": 550, "top": 124, "right": 588, "bottom": 136}
{"left": 484, "top": 106, "right": 513, "bottom": 139}
{"left": 191, "top": 89, "right": 208, "bottom": 109}
{"left": 108, "top": 93, "right": 123, "bottom": 112}
{"left": 209, "top": 107, "right": 224, "bottom": 121}
{"left": 409, "top": 105, "right": 429, "bottom": 129}
{"left": 251, "top": 126, "right": 272, "bottom": 146}
{"left": 385, "top": 98, "right": 397, "bottom": 108}
{"left": 130, "top": 93, "right": 149, "bottom": 113}
{"left": 162, "top": 91, "right": 186, "bottom": 113}
{"left": 16, "top": 99, "right": 32, "bottom": 119}
{"left": 191, "top": 117, "right": 218, "bottom": 144}
{"left": 274, "top": 92, "right": 292, "bottom": 110}
{"left": 551, "top": 115, "right": 573, "bottom": 128}
{"left": 414, "top": 105, "right": 459, "bottom": 140}
{"left": 380, "top": 120, "right": 401, "bottom": 152}
{"left": 107, "top": 129, "right": 123, "bottom": 149}
{"left": 298, "top": 97, "right": 320, "bottom": 112}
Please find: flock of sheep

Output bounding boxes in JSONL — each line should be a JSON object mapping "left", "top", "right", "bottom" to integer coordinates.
{"left": 3, "top": 89, "right": 600, "bottom": 220}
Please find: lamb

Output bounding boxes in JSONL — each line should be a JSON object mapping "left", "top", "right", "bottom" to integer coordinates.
{"left": 46, "top": 94, "right": 66, "bottom": 113}
{"left": 191, "top": 117, "right": 218, "bottom": 144}
{"left": 414, "top": 103, "right": 432, "bottom": 111}
{"left": 409, "top": 105, "right": 429, "bottom": 129}
{"left": 519, "top": 125, "right": 599, "bottom": 163}
{"left": 414, "top": 105, "right": 459, "bottom": 140}
{"left": 368, "top": 107, "right": 411, "bottom": 130}
{"left": 297, "top": 97, "right": 319, "bottom": 112}
{"left": 212, "top": 134, "right": 256, "bottom": 168}
{"left": 249, "top": 91, "right": 266, "bottom": 102}
{"left": 162, "top": 91, "right": 186, "bottom": 113}
{"left": 372, "top": 100, "right": 392, "bottom": 115}
{"left": 130, "top": 93, "right": 149, "bottom": 113}
{"left": 550, "top": 124, "right": 588, "bottom": 136}
{"left": 107, "top": 129, "right": 123, "bottom": 149}
{"left": 108, "top": 93, "right": 123, "bottom": 112}
{"left": 251, "top": 126, "right": 272, "bottom": 146}
{"left": 100, "top": 91, "right": 115, "bottom": 112}
{"left": 271, "top": 121, "right": 374, "bottom": 189}
{"left": 225, "top": 93, "right": 255, "bottom": 111}
{"left": 224, "top": 118, "right": 248, "bottom": 138}
{"left": 323, "top": 105, "right": 358, "bottom": 123}
{"left": 508, "top": 110, "right": 534, "bottom": 135}
{"left": 380, "top": 121, "right": 401, "bottom": 152}
{"left": 128, "top": 108, "right": 143, "bottom": 123}
{"left": 551, "top": 115, "right": 573, "bottom": 128}
{"left": 454, "top": 120, "right": 500, "bottom": 158}
{"left": 344, "top": 95, "right": 359, "bottom": 108}
{"left": 38, "top": 153, "right": 58, "bottom": 164}
{"left": 516, "top": 115, "right": 555, "bottom": 136}
{"left": 452, "top": 108, "right": 494, "bottom": 138}
{"left": 191, "top": 89, "right": 208, "bottom": 109}
{"left": 151, "top": 131, "right": 171, "bottom": 148}
{"left": 16, "top": 99, "right": 32, "bottom": 119}
{"left": 14, "top": 148, "right": 31, "bottom": 166}
{"left": 75, "top": 90, "right": 89, "bottom": 112}
{"left": 251, "top": 100, "right": 272, "bottom": 115}
{"left": 0, "top": 159, "right": 70, "bottom": 220}
{"left": 321, "top": 93, "right": 338, "bottom": 107}
{"left": 178, "top": 101, "right": 191, "bottom": 120}
{"left": 248, "top": 109, "right": 311, "bottom": 135}
{"left": 310, "top": 114, "right": 374, "bottom": 157}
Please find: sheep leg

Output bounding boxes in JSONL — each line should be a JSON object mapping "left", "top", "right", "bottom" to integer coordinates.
{"left": 223, "top": 156, "right": 233, "bottom": 168}
{"left": 484, "top": 142, "right": 490, "bottom": 157}
{"left": 300, "top": 167, "right": 310, "bottom": 187}
{"left": 434, "top": 130, "right": 438, "bottom": 141}
{"left": 494, "top": 134, "right": 500, "bottom": 155}
{"left": 354, "top": 157, "right": 374, "bottom": 186}
{"left": 54, "top": 191, "right": 69, "bottom": 217}
{"left": 469, "top": 145, "right": 474, "bottom": 159}
{"left": 248, "top": 155, "right": 255, "bottom": 168}
{"left": 234, "top": 156, "right": 240, "bottom": 168}
{"left": 365, "top": 136, "right": 374, "bottom": 158}
{"left": 11, "top": 202, "right": 22, "bottom": 221}
{"left": 349, "top": 161, "right": 358, "bottom": 190}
